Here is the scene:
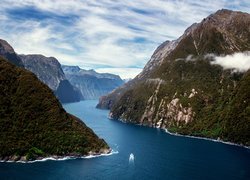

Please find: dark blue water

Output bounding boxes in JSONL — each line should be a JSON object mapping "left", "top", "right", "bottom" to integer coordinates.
{"left": 0, "top": 100, "right": 249, "bottom": 180}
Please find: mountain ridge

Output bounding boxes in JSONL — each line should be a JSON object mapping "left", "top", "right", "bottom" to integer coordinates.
{"left": 97, "top": 9, "right": 250, "bottom": 146}
{"left": 19, "top": 54, "right": 83, "bottom": 103}
{"left": 0, "top": 39, "right": 24, "bottom": 67}
{"left": 0, "top": 57, "right": 110, "bottom": 161}
{"left": 0, "top": 40, "right": 83, "bottom": 103}
{"left": 62, "top": 65, "right": 124, "bottom": 100}
{"left": 19, "top": 54, "right": 65, "bottom": 91}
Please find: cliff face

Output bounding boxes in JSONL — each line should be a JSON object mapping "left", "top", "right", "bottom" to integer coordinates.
{"left": 19, "top": 54, "right": 83, "bottom": 103}
{"left": 55, "top": 80, "right": 83, "bottom": 103}
{"left": 20, "top": 54, "right": 65, "bottom": 91}
{"left": 0, "top": 57, "right": 110, "bottom": 161}
{"left": 97, "top": 9, "right": 250, "bottom": 146}
{"left": 0, "top": 39, "right": 24, "bottom": 67}
{"left": 62, "top": 65, "right": 124, "bottom": 100}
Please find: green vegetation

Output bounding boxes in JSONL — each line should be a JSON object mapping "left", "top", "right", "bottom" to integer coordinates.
{"left": 99, "top": 10, "right": 250, "bottom": 146}
{"left": 111, "top": 82, "right": 155, "bottom": 123}
{"left": 26, "top": 147, "right": 44, "bottom": 160}
{"left": 0, "top": 57, "right": 109, "bottom": 161}
{"left": 120, "top": 59, "right": 247, "bottom": 145}
{"left": 109, "top": 56, "right": 250, "bottom": 145}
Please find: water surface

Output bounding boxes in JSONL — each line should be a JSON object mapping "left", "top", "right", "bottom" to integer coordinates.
{"left": 0, "top": 100, "right": 249, "bottom": 180}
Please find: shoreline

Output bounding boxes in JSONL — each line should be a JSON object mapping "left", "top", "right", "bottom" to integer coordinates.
{"left": 164, "top": 129, "right": 250, "bottom": 149}
{"left": 0, "top": 149, "right": 118, "bottom": 164}
{"left": 111, "top": 117, "right": 250, "bottom": 150}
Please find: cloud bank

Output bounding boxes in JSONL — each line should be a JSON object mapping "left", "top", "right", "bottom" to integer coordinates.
{"left": 212, "top": 52, "right": 250, "bottom": 72}
{"left": 0, "top": 0, "right": 249, "bottom": 78}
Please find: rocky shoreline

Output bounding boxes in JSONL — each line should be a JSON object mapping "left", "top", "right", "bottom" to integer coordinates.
{"left": 111, "top": 117, "right": 250, "bottom": 149}
{"left": 0, "top": 148, "right": 113, "bottom": 163}
{"left": 164, "top": 129, "right": 250, "bottom": 149}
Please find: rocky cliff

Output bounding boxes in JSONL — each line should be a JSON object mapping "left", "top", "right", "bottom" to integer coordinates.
{"left": 19, "top": 54, "right": 83, "bottom": 103}
{"left": 55, "top": 79, "right": 83, "bottom": 103}
{"left": 0, "top": 57, "right": 110, "bottom": 161}
{"left": 0, "top": 39, "right": 23, "bottom": 67}
{"left": 62, "top": 65, "right": 124, "bottom": 99}
{"left": 97, "top": 9, "right": 250, "bottom": 146}
{"left": 20, "top": 54, "right": 65, "bottom": 91}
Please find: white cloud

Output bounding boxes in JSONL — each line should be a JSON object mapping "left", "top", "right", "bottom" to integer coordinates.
{"left": 0, "top": 0, "right": 249, "bottom": 78}
{"left": 95, "top": 68, "right": 142, "bottom": 79}
{"left": 211, "top": 52, "right": 250, "bottom": 72}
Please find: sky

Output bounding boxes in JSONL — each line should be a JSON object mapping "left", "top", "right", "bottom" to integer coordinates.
{"left": 0, "top": 0, "right": 249, "bottom": 79}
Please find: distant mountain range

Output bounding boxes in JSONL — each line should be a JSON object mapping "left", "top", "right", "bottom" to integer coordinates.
{"left": 62, "top": 65, "right": 124, "bottom": 100}
{"left": 97, "top": 9, "right": 250, "bottom": 146}
{"left": 19, "top": 54, "right": 83, "bottom": 103}
{"left": 0, "top": 39, "right": 123, "bottom": 103}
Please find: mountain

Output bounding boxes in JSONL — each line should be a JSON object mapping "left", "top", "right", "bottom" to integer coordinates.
{"left": 123, "top": 78, "right": 132, "bottom": 83}
{"left": 19, "top": 54, "right": 83, "bottom": 103}
{"left": 19, "top": 54, "right": 65, "bottom": 91}
{"left": 0, "top": 57, "right": 110, "bottom": 161}
{"left": 56, "top": 79, "right": 83, "bottom": 103}
{"left": 62, "top": 65, "right": 124, "bottom": 99}
{"left": 97, "top": 9, "right": 250, "bottom": 146}
{"left": 0, "top": 39, "right": 24, "bottom": 67}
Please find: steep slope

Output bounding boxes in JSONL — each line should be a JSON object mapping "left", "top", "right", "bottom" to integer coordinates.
{"left": 0, "top": 39, "right": 23, "bottom": 67}
{"left": 19, "top": 54, "right": 82, "bottom": 103}
{"left": 55, "top": 80, "right": 83, "bottom": 103}
{"left": 0, "top": 57, "right": 110, "bottom": 161}
{"left": 97, "top": 9, "right": 250, "bottom": 146}
{"left": 62, "top": 65, "right": 124, "bottom": 99}
{"left": 19, "top": 54, "right": 65, "bottom": 90}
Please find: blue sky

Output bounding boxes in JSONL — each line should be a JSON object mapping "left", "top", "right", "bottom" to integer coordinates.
{"left": 0, "top": 0, "right": 249, "bottom": 78}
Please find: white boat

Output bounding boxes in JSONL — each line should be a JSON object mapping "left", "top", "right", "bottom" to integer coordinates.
{"left": 129, "top": 153, "right": 135, "bottom": 163}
